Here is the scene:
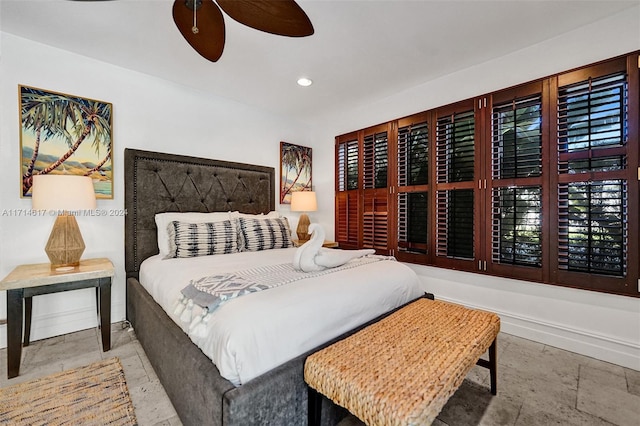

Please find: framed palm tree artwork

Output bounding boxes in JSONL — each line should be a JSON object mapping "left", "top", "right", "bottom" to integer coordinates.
{"left": 280, "top": 141, "right": 312, "bottom": 204}
{"left": 19, "top": 85, "right": 113, "bottom": 198}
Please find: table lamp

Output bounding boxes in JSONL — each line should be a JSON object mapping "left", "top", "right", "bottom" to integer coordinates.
{"left": 31, "top": 175, "right": 97, "bottom": 271}
{"left": 291, "top": 191, "right": 317, "bottom": 242}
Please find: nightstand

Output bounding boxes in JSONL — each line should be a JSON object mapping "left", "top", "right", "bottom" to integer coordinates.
{"left": 0, "top": 257, "right": 114, "bottom": 378}
{"left": 292, "top": 239, "right": 339, "bottom": 248}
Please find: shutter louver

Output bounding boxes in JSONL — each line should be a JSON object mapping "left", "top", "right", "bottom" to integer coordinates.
{"left": 363, "top": 132, "right": 388, "bottom": 189}
{"left": 398, "top": 122, "right": 428, "bottom": 186}
{"left": 492, "top": 187, "right": 542, "bottom": 266}
{"left": 397, "top": 191, "right": 428, "bottom": 254}
{"left": 492, "top": 96, "right": 542, "bottom": 179}
{"left": 338, "top": 139, "right": 359, "bottom": 191}
{"left": 558, "top": 180, "right": 626, "bottom": 276}
{"left": 436, "top": 111, "right": 474, "bottom": 183}
{"left": 335, "top": 191, "right": 359, "bottom": 247}
{"left": 362, "top": 190, "right": 388, "bottom": 250}
{"left": 558, "top": 73, "right": 627, "bottom": 174}
{"left": 436, "top": 189, "right": 474, "bottom": 259}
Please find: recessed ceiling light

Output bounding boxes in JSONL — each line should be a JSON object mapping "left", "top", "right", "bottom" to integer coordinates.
{"left": 297, "top": 77, "right": 313, "bottom": 87}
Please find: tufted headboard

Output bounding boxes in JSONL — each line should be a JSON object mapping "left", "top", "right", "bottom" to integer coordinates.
{"left": 124, "top": 148, "right": 275, "bottom": 278}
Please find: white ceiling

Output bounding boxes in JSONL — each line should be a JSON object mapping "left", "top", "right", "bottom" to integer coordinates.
{"left": 1, "top": 0, "right": 637, "bottom": 125}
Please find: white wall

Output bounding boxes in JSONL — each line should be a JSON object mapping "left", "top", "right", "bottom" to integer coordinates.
{"left": 0, "top": 33, "right": 312, "bottom": 346}
{"left": 310, "top": 6, "right": 640, "bottom": 370}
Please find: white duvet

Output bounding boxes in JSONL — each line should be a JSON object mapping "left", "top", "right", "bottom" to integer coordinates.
{"left": 139, "top": 248, "right": 424, "bottom": 386}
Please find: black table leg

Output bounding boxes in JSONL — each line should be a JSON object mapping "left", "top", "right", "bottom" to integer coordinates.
{"left": 24, "top": 296, "right": 32, "bottom": 346}
{"left": 7, "top": 288, "right": 24, "bottom": 379}
{"left": 98, "top": 277, "right": 111, "bottom": 351}
{"left": 95, "top": 287, "right": 100, "bottom": 328}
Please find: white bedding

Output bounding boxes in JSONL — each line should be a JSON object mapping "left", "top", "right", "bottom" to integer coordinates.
{"left": 139, "top": 248, "right": 424, "bottom": 386}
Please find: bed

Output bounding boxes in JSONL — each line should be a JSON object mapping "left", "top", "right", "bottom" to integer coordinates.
{"left": 124, "top": 148, "right": 424, "bottom": 425}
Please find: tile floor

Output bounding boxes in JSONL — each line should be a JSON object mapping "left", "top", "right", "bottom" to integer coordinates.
{"left": 1, "top": 323, "right": 639, "bottom": 426}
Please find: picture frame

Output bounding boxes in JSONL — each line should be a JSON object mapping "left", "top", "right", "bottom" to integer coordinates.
{"left": 280, "top": 141, "right": 312, "bottom": 204}
{"left": 19, "top": 85, "right": 113, "bottom": 199}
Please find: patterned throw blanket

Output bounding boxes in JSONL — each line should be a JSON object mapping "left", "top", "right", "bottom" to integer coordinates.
{"left": 173, "top": 254, "right": 394, "bottom": 339}
{"left": 180, "top": 255, "right": 392, "bottom": 314}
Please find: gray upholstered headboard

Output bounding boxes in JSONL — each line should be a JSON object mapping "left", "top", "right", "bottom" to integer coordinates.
{"left": 124, "top": 148, "right": 275, "bottom": 278}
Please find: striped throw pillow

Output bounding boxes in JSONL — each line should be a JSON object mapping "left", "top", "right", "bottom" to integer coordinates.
{"left": 238, "top": 217, "right": 293, "bottom": 252}
{"left": 167, "top": 220, "right": 238, "bottom": 258}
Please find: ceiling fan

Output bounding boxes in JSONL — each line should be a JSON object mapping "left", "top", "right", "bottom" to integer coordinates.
{"left": 173, "top": 0, "right": 314, "bottom": 62}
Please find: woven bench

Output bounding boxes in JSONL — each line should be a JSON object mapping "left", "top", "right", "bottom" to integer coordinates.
{"left": 304, "top": 297, "right": 500, "bottom": 426}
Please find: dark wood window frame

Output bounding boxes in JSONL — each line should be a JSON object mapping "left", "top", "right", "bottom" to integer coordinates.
{"left": 335, "top": 52, "right": 639, "bottom": 297}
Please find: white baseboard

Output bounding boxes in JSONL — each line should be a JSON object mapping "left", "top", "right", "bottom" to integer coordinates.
{"left": 436, "top": 294, "right": 640, "bottom": 371}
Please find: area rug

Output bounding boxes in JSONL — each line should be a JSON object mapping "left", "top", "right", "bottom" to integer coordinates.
{"left": 0, "top": 357, "right": 137, "bottom": 425}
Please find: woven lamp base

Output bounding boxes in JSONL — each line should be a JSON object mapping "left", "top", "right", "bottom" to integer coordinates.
{"left": 45, "top": 214, "right": 85, "bottom": 269}
{"left": 296, "top": 213, "right": 311, "bottom": 241}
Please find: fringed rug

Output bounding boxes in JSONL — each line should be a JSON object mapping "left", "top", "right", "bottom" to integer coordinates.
{"left": 0, "top": 357, "right": 137, "bottom": 425}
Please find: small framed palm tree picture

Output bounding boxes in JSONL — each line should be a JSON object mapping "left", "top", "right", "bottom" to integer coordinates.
{"left": 280, "top": 141, "right": 312, "bottom": 204}
{"left": 19, "top": 85, "right": 113, "bottom": 198}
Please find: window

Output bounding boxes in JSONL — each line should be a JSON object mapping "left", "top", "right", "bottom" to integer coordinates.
{"left": 488, "top": 87, "right": 546, "bottom": 281}
{"left": 551, "top": 58, "right": 636, "bottom": 294}
{"left": 335, "top": 134, "right": 359, "bottom": 248}
{"left": 396, "top": 116, "right": 429, "bottom": 261}
{"left": 557, "top": 180, "right": 626, "bottom": 276}
{"left": 362, "top": 125, "right": 390, "bottom": 252}
{"left": 335, "top": 52, "right": 639, "bottom": 296}
{"left": 434, "top": 104, "right": 477, "bottom": 269}
{"left": 363, "top": 130, "right": 388, "bottom": 189}
{"left": 337, "top": 138, "right": 358, "bottom": 191}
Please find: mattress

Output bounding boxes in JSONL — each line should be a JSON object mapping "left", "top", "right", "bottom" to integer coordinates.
{"left": 139, "top": 248, "right": 424, "bottom": 386}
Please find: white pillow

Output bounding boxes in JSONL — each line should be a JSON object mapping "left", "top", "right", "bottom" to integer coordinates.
{"left": 155, "top": 212, "right": 231, "bottom": 257}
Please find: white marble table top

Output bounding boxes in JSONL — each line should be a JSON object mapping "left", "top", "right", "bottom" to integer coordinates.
{"left": 0, "top": 258, "right": 114, "bottom": 291}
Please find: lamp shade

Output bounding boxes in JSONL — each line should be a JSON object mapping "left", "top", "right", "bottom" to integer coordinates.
{"left": 32, "top": 175, "right": 97, "bottom": 211}
{"left": 290, "top": 191, "right": 317, "bottom": 212}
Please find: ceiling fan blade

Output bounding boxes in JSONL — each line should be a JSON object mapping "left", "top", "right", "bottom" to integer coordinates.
{"left": 173, "top": 0, "right": 225, "bottom": 62}
{"left": 216, "top": 0, "right": 313, "bottom": 37}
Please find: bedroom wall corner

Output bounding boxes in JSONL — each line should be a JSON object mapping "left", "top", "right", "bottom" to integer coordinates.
{"left": 0, "top": 32, "right": 314, "bottom": 348}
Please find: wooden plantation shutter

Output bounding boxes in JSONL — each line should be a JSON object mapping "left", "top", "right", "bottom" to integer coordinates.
{"left": 396, "top": 114, "right": 429, "bottom": 263}
{"left": 551, "top": 56, "right": 638, "bottom": 295}
{"left": 488, "top": 84, "right": 546, "bottom": 281}
{"left": 334, "top": 52, "right": 639, "bottom": 297}
{"left": 335, "top": 191, "right": 359, "bottom": 248}
{"left": 434, "top": 102, "right": 477, "bottom": 269}
{"left": 337, "top": 139, "right": 359, "bottom": 191}
{"left": 362, "top": 125, "right": 390, "bottom": 253}
{"left": 335, "top": 135, "right": 359, "bottom": 248}
{"left": 557, "top": 180, "right": 626, "bottom": 276}
{"left": 363, "top": 130, "right": 388, "bottom": 190}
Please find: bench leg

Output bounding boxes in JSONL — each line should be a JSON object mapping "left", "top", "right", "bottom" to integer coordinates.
{"left": 308, "top": 387, "right": 322, "bottom": 426}
{"left": 488, "top": 338, "right": 497, "bottom": 395}
{"left": 476, "top": 337, "right": 498, "bottom": 395}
